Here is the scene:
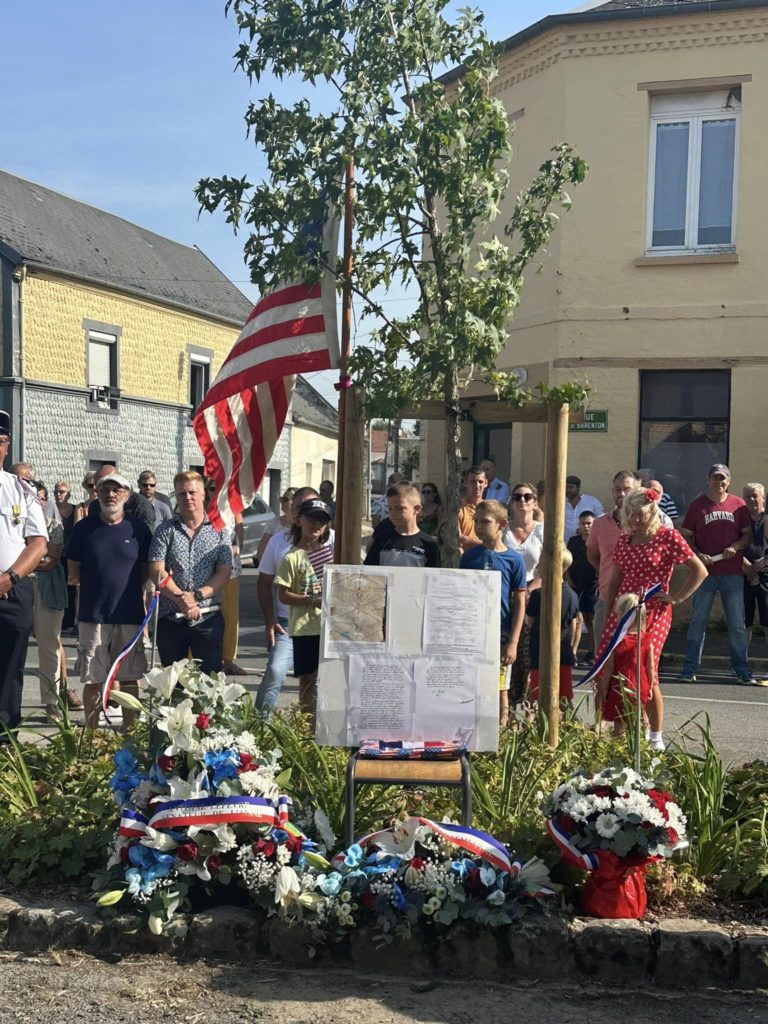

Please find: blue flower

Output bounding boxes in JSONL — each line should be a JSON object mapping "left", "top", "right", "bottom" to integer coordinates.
{"left": 451, "top": 858, "right": 476, "bottom": 880}
{"left": 127, "top": 844, "right": 175, "bottom": 891}
{"left": 318, "top": 872, "right": 343, "bottom": 896}
{"left": 344, "top": 843, "right": 364, "bottom": 868}
{"left": 110, "top": 749, "right": 147, "bottom": 805}
{"left": 204, "top": 749, "right": 240, "bottom": 788}
{"left": 125, "top": 867, "right": 143, "bottom": 896}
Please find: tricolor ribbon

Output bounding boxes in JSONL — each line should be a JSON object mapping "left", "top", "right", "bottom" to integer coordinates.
{"left": 546, "top": 819, "right": 599, "bottom": 871}
{"left": 577, "top": 582, "right": 663, "bottom": 688}
{"left": 101, "top": 574, "right": 173, "bottom": 715}
{"left": 118, "top": 793, "right": 291, "bottom": 838}
{"left": 342, "top": 816, "right": 514, "bottom": 875}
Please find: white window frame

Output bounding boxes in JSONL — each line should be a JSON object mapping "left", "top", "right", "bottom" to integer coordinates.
{"left": 189, "top": 354, "right": 211, "bottom": 409}
{"left": 646, "top": 90, "right": 740, "bottom": 255}
{"left": 84, "top": 319, "right": 121, "bottom": 413}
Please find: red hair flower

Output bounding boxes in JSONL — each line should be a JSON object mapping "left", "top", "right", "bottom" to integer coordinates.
{"left": 644, "top": 488, "right": 660, "bottom": 503}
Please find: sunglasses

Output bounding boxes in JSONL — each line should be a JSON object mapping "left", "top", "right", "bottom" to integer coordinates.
{"left": 53, "top": 489, "right": 69, "bottom": 495}
{"left": 83, "top": 482, "right": 95, "bottom": 490}
{"left": 511, "top": 493, "right": 535, "bottom": 502}
{"left": 140, "top": 481, "right": 157, "bottom": 487}
{"left": 422, "top": 488, "right": 434, "bottom": 494}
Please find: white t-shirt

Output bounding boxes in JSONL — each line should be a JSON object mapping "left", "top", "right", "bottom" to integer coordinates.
{"left": 502, "top": 520, "right": 544, "bottom": 582}
{"left": 0, "top": 471, "right": 47, "bottom": 570}
{"left": 564, "top": 494, "right": 605, "bottom": 541}
{"left": 259, "top": 526, "right": 335, "bottom": 620}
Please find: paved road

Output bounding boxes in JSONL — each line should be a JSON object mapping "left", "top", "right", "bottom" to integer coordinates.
{"left": 18, "top": 569, "right": 768, "bottom": 764}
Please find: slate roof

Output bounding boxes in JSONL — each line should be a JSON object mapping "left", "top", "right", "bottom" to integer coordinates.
{"left": 0, "top": 169, "right": 252, "bottom": 326}
{"left": 583, "top": 0, "right": 726, "bottom": 9}
{"left": 292, "top": 375, "right": 338, "bottom": 434}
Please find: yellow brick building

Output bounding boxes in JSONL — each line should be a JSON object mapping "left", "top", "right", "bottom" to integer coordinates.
{"left": 0, "top": 170, "right": 338, "bottom": 505}
{"left": 422, "top": 0, "right": 768, "bottom": 515}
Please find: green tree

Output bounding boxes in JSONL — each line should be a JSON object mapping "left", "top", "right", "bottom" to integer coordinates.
{"left": 197, "top": 0, "right": 587, "bottom": 566}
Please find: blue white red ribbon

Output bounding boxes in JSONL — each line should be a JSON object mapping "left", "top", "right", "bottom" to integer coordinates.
{"left": 345, "top": 816, "right": 514, "bottom": 875}
{"left": 546, "top": 819, "right": 599, "bottom": 871}
{"left": 118, "top": 793, "right": 290, "bottom": 838}
{"left": 577, "top": 582, "right": 663, "bottom": 688}
{"left": 101, "top": 574, "right": 172, "bottom": 714}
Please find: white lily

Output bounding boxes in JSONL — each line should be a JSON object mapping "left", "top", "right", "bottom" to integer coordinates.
{"left": 162, "top": 767, "right": 208, "bottom": 801}
{"left": 156, "top": 698, "right": 197, "bottom": 753}
{"left": 140, "top": 826, "right": 179, "bottom": 852}
{"left": 186, "top": 823, "right": 238, "bottom": 852}
{"left": 176, "top": 858, "right": 212, "bottom": 882}
{"left": 370, "top": 818, "right": 418, "bottom": 859}
{"left": 515, "top": 856, "right": 554, "bottom": 889}
{"left": 143, "top": 660, "right": 186, "bottom": 701}
{"left": 274, "top": 865, "right": 301, "bottom": 905}
{"left": 221, "top": 682, "right": 246, "bottom": 704}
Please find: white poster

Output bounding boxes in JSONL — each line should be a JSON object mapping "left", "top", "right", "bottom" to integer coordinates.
{"left": 423, "top": 571, "right": 488, "bottom": 657}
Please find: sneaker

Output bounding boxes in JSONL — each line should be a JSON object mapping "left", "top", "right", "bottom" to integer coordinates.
{"left": 44, "top": 704, "right": 61, "bottom": 724}
{"left": 677, "top": 674, "right": 696, "bottom": 683}
{"left": 650, "top": 736, "right": 666, "bottom": 752}
{"left": 738, "top": 676, "right": 758, "bottom": 686}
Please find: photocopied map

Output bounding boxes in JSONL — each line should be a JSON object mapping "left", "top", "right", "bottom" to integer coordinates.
{"left": 325, "top": 569, "right": 390, "bottom": 656}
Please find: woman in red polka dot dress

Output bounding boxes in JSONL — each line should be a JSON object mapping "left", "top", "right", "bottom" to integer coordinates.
{"left": 595, "top": 488, "right": 707, "bottom": 750}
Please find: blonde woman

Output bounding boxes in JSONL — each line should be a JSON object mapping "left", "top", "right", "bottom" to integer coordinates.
{"left": 597, "top": 488, "right": 706, "bottom": 749}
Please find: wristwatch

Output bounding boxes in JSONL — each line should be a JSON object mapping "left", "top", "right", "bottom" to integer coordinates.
{"left": 193, "top": 588, "right": 205, "bottom": 603}
{"left": 6, "top": 569, "right": 20, "bottom": 587}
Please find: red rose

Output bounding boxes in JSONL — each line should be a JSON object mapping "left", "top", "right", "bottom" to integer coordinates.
{"left": 119, "top": 844, "right": 131, "bottom": 865}
{"left": 409, "top": 857, "right": 426, "bottom": 871}
{"left": 238, "top": 753, "right": 255, "bottom": 774}
{"left": 157, "top": 754, "right": 175, "bottom": 774}
{"left": 465, "top": 868, "right": 483, "bottom": 892}
{"left": 640, "top": 822, "right": 653, "bottom": 831}
{"left": 207, "top": 855, "right": 221, "bottom": 872}
{"left": 254, "top": 838, "right": 277, "bottom": 859}
{"left": 559, "top": 814, "right": 575, "bottom": 832}
{"left": 667, "top": 828, "right": 679, "bottom": 845}
{"left": 195, "top": 714, "right": 211, "bottom": 730}
{"left": 176, "top": 841, "right": 199, "bottom": 861}
{"left": 593, "top": 786, "right": 614, "bottom": 799}
{"left": 285, "top": 833, "right": 303, "bottom": 855}
{"left": 361, "top": 890, "right": 375, "bottom": 909}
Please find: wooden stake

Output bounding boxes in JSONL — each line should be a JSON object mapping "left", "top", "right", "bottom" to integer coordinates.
{"left": 634, "top": 594, "right": 643, "bottom": 772}
{"left": 539, "top": 402, "right": 569, "bottom": 748}
{"left": 339, "top": 385, "right": 364, "bottom": 565}
{"left": 334, "top": 159, "right": 355, "bottom": 562}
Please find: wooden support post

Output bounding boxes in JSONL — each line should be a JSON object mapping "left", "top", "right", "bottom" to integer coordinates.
{"left": 339, "top": 385, "right": 364, "bottom": 565}
{"left": 539, "top": 402, "right": 569, "bottom": 748}
{"left": 334, "top": 159, "right": 355, "bottom": 562}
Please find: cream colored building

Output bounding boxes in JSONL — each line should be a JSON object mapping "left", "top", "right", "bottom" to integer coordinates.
{"left": 289, "top": 375, "right": 339, "bottom": 492}
{"left": 423, "top": 0, "right": 768, "bottom": 514}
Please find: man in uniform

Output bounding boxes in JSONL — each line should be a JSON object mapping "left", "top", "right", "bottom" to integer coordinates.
{"left": 0, "top": 411, "right": 48, "bottom": 737}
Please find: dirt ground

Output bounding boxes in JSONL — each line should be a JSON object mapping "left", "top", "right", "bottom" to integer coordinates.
{"left": 0, "top": 951, "right": 765, "bottom": 1024}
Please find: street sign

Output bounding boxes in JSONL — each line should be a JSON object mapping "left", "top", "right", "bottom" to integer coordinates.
{"left": 569, "top": 409, "right": 608, "bottom": 433}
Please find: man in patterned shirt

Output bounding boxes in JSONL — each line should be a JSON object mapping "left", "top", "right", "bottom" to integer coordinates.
{"left": 149, "top": 471, "right": 232, "bottom": 674}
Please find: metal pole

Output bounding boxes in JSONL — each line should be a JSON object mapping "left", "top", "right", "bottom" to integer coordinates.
{"left": 634, "top": 593, "right": 643, "bottom": 773}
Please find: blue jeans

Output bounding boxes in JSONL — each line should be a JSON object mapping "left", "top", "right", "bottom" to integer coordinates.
{"left": 682, "top": 574, "right": 750, "bottom": 679}
{"left": 255, "top": 616, "right": 293, "bottom": 711}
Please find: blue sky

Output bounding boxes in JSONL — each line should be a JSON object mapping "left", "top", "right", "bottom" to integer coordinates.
{"left": 1, "top": 1, "right": 578, "bottom": 404}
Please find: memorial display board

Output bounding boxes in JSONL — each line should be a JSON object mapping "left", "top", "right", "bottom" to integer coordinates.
{"left": 316, "top": 566, "right": 501, "bottom": 751}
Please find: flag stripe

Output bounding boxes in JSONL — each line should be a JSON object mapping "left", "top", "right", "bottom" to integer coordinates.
{"left": 192, "top": 211, "right": 338, "bottom": 529}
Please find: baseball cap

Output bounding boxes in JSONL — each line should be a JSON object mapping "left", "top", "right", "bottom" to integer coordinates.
{"left": 0, "top": 410, "right": 10, "bottom": 436}
{"left": 96, "top": 472, "right": 132, "bottom": 490}
{"left": 708, "top": 464, "right": 731, "bottom": 479}
{"left": 298, "top": 498, "right": 332, "bottom": 520}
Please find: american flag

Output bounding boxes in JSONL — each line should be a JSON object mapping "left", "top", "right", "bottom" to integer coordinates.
{"left": 194, "top": 216, "right": 339, "bottom": 529}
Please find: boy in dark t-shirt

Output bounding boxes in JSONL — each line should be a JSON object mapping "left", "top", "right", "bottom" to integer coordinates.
{"left": 526, "top": 549, "right": 580, "bottom": 706}
{"left": 567, "top": 510, "right": 597, "bottom": 663}
{"left": 364, "top": 483, "right": 440, "bottom": 568}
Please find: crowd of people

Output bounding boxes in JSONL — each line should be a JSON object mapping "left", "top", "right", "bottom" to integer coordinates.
{"left": 1, "top": 398, "right": 767, "bottom": 746}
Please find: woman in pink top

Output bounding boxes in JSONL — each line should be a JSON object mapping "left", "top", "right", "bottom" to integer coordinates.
{"left": 596, "top": 489, "right": 706, "bottom": 750}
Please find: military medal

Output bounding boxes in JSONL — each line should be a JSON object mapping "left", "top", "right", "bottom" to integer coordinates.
{"left": 11, "top": 504, "right": 21, "bottom": 526}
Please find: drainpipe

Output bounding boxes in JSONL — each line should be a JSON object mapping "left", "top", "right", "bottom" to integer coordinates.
{"left": 13, "top": 263, "right": 27, "bottom": 460}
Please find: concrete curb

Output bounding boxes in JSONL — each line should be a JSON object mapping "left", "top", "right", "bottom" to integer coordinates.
{"left": 1, "top": 896, "right": 766, "bottom": 990}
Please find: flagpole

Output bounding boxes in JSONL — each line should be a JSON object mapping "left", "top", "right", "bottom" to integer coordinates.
{"left": 334, "top": 159, "right": 355, "bottom": 563}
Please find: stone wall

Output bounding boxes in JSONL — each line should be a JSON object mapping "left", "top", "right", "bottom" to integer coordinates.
{"left": 22, "top": 384, "right": 291, "bottom": 497}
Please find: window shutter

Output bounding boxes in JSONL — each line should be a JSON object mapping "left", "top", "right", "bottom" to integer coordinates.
{"left": 88, "top": 340, "right": 113, "bottom": 388}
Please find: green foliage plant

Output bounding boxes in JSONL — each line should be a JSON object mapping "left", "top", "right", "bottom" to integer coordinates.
{"left": 196, "top": 0, "right": 588, "bottom": 565}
